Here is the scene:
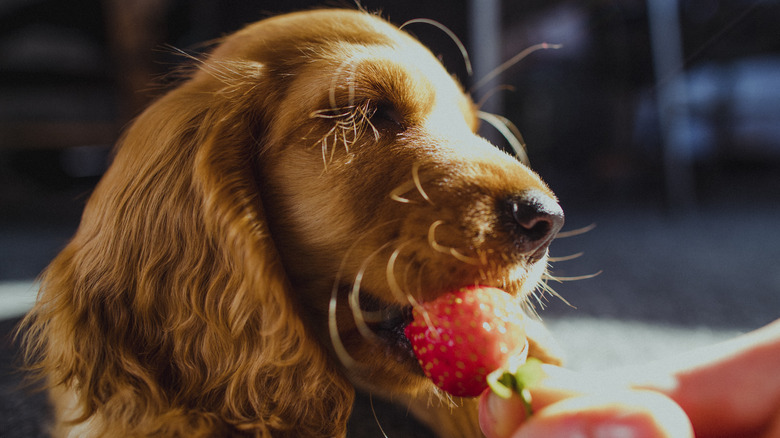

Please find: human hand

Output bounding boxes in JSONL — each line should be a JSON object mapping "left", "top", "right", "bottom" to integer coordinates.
{"left": 479, "top": 319, "right": 780, "bottom": 438}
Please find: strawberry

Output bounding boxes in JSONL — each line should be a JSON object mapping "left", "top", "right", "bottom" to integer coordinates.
{"left": 403, "top": 286, "right": 528, "bottom": 397}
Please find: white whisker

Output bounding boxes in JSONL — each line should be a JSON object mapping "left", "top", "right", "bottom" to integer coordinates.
{"left": 386, "top": 244, "right": 412, "bottom": 304}
{"left": 521, "top": 292, "right": 543, "bottom": 319}
{"left": 449, "top": 248, "right": 481, "bottom": 266}
{"left": 535, "top": 279, "right": 575, "bottom": 309}
{"left": 471, "top": 42, "right": 562, "bottom": 92}
{"left": 475, "top": 84, "right": 515, "bottom": 110}
{"left": 427, "top": 220, "right": 449, "bottom": 254}
{"left": 328, "top": 219, "right": 402, "bottom": 370}
{"left": 348, "top": 80, "right": 356, "bottom": 108}
{"left": 369, "top": 394, "right": 390, "bottom": 438}
{"left": 556, "top": 223, "right": 596, "bottom": 238}
{"left": 412, "top": 259, "right": 429, "bottom": 303}
{"left": 411, "top": 162, "right": 433, "bottom": 205}
{"left": 427, "top": 221, "right": 482, "bottom": 265}
{"left": 328, "top": 287, "right": 357, "bottom": 369}
{"left": 321, "top": 137, "right": 329, "bottom": 171}
{"left": 386, "top": 245, "right": 429, "bottom": 328}
{"left": 388, "top": 162, "right": 435, "bottom": 205}
{"left": 545, "top": 271, "right": 602, "bottom": 282}
{"left": 477, "top": 111, "right": 529, "bottom": 164}
{"left": 350, "top": 242, "right": 395, "bottom": 342}
{"left": 329, "top": 58, "right": 357, "bottom": 110}
{"left": 400, "top": 18, "right": 473, "bottom": 77}
{"left": 389, "top": 179, "right": 417, "bottom": 204}
{"left": 547, "top": 252, "right": 584, "bottom": 262}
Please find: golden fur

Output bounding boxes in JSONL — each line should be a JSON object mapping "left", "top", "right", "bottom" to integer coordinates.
{"left": 21, "top": 9, "right": 565, "bottom": 437}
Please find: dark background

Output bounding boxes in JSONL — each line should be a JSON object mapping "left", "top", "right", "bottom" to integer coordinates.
{"left": 2, "top": 0, "right": 779, "bottom": 436}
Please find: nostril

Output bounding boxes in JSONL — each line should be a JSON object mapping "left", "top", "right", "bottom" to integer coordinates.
{"left": 512, "top": 204, "right": 553, "bottom": 239}
{"left": 505, "top": 191, "right": 565, "bottom": 259}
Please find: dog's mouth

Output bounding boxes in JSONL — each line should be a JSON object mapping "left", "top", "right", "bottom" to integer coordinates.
{"left": 340, "top": 260, "right": 543, "bottom": 377}
{"left": 372, "top": 305, "right": 417, "bottom": 363}
{"left": 355, "top": 293, "right": 418, "bottom": 367}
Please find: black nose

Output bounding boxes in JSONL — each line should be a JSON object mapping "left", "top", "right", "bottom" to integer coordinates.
{"left": 505, "top": 191, "right": 564, "bottom": 261}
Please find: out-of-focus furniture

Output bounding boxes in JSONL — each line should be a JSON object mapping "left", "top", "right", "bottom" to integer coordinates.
{"left": 0, "top": 0, "right": 173, "bottom": 151}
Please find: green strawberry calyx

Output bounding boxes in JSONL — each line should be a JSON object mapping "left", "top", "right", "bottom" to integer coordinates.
{"left": 486, "top": 341, "right": 544, "bottom": 417}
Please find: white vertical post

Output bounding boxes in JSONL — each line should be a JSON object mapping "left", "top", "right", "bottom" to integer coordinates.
{"left": 647, "top": 0, "right": 697, "bottom": 210}
{"left": 470, "top": 0, "right": 504, "bottom": 138}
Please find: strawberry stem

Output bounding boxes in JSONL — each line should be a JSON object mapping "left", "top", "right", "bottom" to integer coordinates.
{"left": 487, "top": 358, "right": 544, "bottom": 416}
{"left": 519, "top": 388, "right": 533, "bottom": 417}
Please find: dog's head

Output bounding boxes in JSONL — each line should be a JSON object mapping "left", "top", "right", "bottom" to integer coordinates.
{"left": 228, "top": 9, "right": 564, "bottom": 393}
{"left": 25, "top": 9, "right": 563, "bottom": 437}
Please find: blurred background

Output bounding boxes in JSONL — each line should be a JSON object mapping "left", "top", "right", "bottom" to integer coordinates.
{"left": 1, "top": 0, "right": 779, "bottom": 436}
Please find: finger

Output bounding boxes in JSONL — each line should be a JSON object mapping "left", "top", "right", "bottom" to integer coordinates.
{"left": 627, "top": 320, "right": 780, "bottom": 437}
{"left": 479, "top": 365, "right": 609, "bottom": 438}
{"left": 763, "top": 408, "right": 780, "bottom": 438}
{"left": 479, "top": 389, "right": 529, "bottom": 438}
{"left": 514, "top": 390, "right": 693, "bottom": 438}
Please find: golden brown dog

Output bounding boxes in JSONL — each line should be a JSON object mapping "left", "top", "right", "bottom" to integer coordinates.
{"left": 21, "top": 8, "right": 564, "bottom": 437}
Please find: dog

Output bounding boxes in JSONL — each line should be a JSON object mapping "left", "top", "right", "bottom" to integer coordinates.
{"left": 21, "top": 8, "right": 564, "bottom": 437}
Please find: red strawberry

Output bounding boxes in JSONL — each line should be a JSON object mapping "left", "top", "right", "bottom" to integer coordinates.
{"left": 403, "top": 286, "right": 527, "bottom": 397}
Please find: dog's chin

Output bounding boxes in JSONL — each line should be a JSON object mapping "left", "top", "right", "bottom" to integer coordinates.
{"left": 340, "top": 323, "right": 426, "bottom": 394}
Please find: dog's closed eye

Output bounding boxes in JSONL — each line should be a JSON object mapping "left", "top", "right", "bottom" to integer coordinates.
{"left": 369, "top": 102, "right": 406, "bottom": 131}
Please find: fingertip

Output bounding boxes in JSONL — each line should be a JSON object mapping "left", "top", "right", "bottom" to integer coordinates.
{"left": 479, "top": 365, "right": 576, "bottom": 438}
{"left": 479, "top": 390, "right": 528, "bottom": 438}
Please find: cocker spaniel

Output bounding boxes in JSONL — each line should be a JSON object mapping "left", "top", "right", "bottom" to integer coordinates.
{"left": 21, "top": 8, "right": 565, "bottom": 438}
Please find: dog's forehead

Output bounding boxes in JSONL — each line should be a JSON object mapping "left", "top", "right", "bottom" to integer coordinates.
{"left": 330, "top": 42, "right": 460, "bottom": 96}
{"left": 219, "top": 10, "right": 457, "bottom": 79}
{"left": 209, "top": 9, "right": 477, "bottom": 132}
{"left": 216, "top": 10, "right": 405, "bottom": 61}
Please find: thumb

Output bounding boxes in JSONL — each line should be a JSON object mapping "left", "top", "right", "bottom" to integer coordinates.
{"left": 479, "top": 364, "right": 581, "bottom": 438}
{"left": 479, "top": 389, "right": 529, "bottom": 438}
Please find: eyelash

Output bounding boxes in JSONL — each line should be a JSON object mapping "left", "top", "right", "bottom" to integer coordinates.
{"left": 310, "top": 98, "right": 406, "bottom": 156}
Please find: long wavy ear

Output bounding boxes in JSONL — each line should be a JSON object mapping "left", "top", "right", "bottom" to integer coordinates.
{"left": 21, "top": 56, "right": 354, "bottom": 437}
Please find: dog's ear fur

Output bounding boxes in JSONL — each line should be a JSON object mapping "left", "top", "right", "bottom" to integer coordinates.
{"left": 21, "top": 47, "right": 354, "bottom": 437}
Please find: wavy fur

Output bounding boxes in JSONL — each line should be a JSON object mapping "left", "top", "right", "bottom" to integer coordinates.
{"left": 21, "top": 9, "right": 563, "bottom": 438}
